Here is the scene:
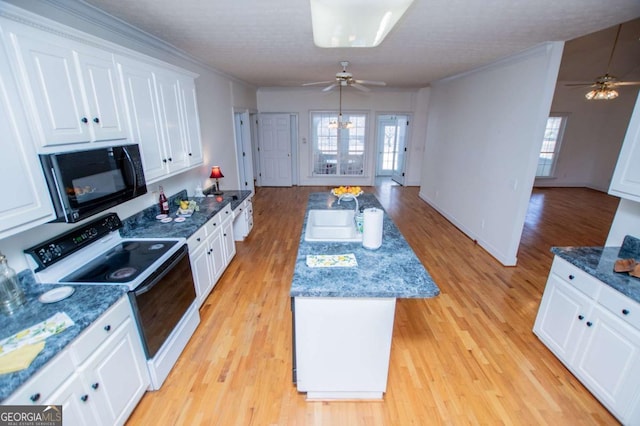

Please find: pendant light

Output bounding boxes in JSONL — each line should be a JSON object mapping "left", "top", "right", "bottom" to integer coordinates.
{"left": 328, "top": 83, "right": 353, "bottom": 129}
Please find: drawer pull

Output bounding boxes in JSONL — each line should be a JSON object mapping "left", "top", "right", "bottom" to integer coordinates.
{"left": 91, "top": 382, "right": 99, "bottom": 390}
{"left": 568, "top": 274, "right": 575, "bottom": 280}
{"left": 622, "top": 309, "right": 630, "bottom": 315}
{"left": 578, "top": 315, "right": 584, "bottom": 320}
{"left": 197, "top": 237, "right": 201, "bottom": 242}
{"left": 81, "top": 117, "right": 88, "bottom": 124}
{"left": 104, "top": 325, "right": 111, "bottom": 332}
{"left": 92, "top": 117, "right": 100, "bottom": 124}
{"left": 586, "top": 321, "right": 593, "bottom": 327}
{"left": 30, "top": 393, "right": 41, "bottom": 402}
{"left": 80, "top": 394, "right": 89, "bottom": 402}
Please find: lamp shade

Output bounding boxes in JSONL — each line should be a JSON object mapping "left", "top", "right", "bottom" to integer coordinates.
{"left": 209, "top": 166, "right": 224, "bottom": 179}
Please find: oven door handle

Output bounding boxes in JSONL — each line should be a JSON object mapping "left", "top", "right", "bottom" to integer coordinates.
{"left": 133, "top": 247, "right": 187, "bottom": 296}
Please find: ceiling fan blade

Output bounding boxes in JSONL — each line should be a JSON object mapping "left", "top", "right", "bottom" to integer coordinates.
{"left": 614, "top": 81, "right": 640, "bottom": 86}
{"left": 322, "top": 83, "right": 337, "bottom": 92}
{"left": 354, "top": 79, "right": 386, "bottom": 86}
{"left": 564, "top": 82, "right": 596, "bottom": 87}
{"left": 302, "top": 81, "right": 333, "bottom": 86}
{"left": 350, "top": 83, "right": 371, "bottom": 92}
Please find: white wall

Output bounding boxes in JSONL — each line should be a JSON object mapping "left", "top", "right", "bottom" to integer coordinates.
{"left": 534, "top": 84, "right": 639, "bottom": 191}
{"left": 256, "top": 87, "right": 427, "bottom": 186}
{"left": 606, "top": 198, "right": 640, "bottom": 246}
{"left": 419, "top": 42, "right": 564, "bottom": 266}
{"left": 0, "top": 1, "right": 257, "bottom": 271}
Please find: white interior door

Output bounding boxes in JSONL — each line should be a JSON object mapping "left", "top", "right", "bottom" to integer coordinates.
{"left": 234, "top": 111, "right": 255, "bottom": 193}
{"left": 376, "top": 115, "right": 409, "bottom": 184}
{"left": 258, "top": 113, "right": 293, "bottom": 187}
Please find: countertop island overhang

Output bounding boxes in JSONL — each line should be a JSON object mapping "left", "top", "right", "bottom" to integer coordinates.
{"left": 290, "top": 192, "right": 440, "bottom": 400}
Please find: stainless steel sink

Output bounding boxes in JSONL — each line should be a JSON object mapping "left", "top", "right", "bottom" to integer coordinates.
{"left": 304, "top": 210, "right": 362, "bottom": 242}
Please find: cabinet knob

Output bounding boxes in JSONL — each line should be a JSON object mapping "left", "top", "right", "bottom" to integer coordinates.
{"left": 163, "top": 158, "right": 168, "bottom": 163}
{"left": 568, "top": 275, "right": 575, "bottom": 280}
{"left": 224, "top": 233, "right": 227, "bottom": 237}
{"left": 586, "top": 321, "right": 593, "bottom": 327}
{"left": 189, "top": 152, "right": 192, "bottom": 156}
{"left": 168, "top": 157, "right": 173, "bottom": 162}
{"left": 213, "top": 222, "right": 217, "bottom": 226}
{"left": 80, "top": 394, "right": 89, "bottom": 402}
{"left": 578, "top": 315, "right": 584, "bottom": 320}
{"left": 30, "top": 393, "right": 41, "bottom": 402}
{"left": 81, "top": 117, "right": 88, "bottom": 124}
{"left": 91, "top": 382, "right": 99, "bottom": 390}
{"left": 622, "top": 309, "right": 630, "bottom": 315}
{"left": 93, "top": 117, "right": 100, "bottom": 124}
{"left": 104, "top": 325, "right": 111, "bottom": 332}
{"left": 196, "top": 237, "right": 201, "bottom": 242}
{"left": 226, "top": 211, "right": 230, "bottom": 214}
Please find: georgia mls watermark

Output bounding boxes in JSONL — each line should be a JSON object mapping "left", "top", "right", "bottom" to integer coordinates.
{"left": 0, "top": 405, "right": 62, "bottom": 426}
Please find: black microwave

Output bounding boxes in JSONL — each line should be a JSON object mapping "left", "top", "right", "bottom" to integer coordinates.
{"left": 40, "top": 144, "right": 147, "bottom": 223}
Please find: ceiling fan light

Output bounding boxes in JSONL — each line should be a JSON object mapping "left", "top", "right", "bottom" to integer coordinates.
{"left": 310, "top": 0, "right": 414, "bottom": 48}
{"left": 585, "top": 88, "right": 619, "bottom": 100}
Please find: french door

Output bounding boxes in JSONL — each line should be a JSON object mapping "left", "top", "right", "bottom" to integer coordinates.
{"left": 376, "top": 115, "right": 409, "bottom": 184}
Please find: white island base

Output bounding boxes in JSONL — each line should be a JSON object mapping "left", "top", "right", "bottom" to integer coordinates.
{"left": 293, "top": 297, "right": 396, "bottom": 400}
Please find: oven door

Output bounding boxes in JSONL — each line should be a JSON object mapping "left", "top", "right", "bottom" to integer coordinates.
{"left": 128, "top": 244, "right": 196, "bottom": 359}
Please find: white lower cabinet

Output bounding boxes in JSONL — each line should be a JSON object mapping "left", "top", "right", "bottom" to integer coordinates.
{"left": 534, "top": 257, "right": 640, "bottom": 423}
{"left": 188, "top": 204, "right": 235, "bottom": 308}
{"left": 233, "top": 197, "right": 254, "bottom": 241}
{"left": 5, "top": 297, "right": 150, "bottom": 426}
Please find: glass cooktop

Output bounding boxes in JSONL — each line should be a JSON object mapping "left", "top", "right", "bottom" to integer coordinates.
{"left": 61, "top": 240, "right": 179, "bottom": 283}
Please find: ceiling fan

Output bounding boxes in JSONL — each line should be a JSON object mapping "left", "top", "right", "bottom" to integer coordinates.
{"left": 565, "top": 24, "right": 640, "bottom": 100}
{"left": 303, "top": 61, "right": 386, "bottom": 92}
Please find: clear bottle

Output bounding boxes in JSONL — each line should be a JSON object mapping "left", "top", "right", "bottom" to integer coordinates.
{"left": 159, "top": 186, "right": 169, "bottom": 215}
{"left": 0, "top": 251, "right": 26, "bottom": 315}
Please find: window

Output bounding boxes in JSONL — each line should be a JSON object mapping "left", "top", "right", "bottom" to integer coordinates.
{"left": 536, "top": 115, "right": 567, "bottom": 177}
{"left": 311, "top": 112, "right": 366, "bottom": 176}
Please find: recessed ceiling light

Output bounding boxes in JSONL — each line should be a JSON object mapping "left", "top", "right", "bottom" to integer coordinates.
{"left": 310, "top": 0, "right": 414, "bottom": 48}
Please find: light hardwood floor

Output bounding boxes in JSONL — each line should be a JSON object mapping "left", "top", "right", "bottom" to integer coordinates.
{"left": 127, "top": 185, "right": 621, "bottom": 425}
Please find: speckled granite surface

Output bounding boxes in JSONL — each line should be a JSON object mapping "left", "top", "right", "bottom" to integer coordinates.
{"left": 551, "top": 235, "right": 640, "bottom": 304}
{"left": 0, "top": 270, "right": 128, "bottom": 402}
{"left": 120, "top": 189, "right": 252, "bottom": 239}
{"left": 290, "top": 192, "right": 440, "bottom": 298}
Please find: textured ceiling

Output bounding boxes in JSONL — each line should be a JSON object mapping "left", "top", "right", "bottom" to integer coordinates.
{"left": 80, "top": 0, "right": 640, "bottom": 89}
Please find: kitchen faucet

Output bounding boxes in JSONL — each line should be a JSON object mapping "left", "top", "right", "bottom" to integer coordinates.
{"left": 337, "top": 193, "right": 359, "bottom": 214}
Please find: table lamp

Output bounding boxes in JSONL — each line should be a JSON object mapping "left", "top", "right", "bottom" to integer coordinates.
{"left": 210, "top": 166, "right": 224, "bottom": 195}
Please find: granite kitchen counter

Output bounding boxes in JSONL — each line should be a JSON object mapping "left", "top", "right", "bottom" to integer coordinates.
{"left": 551, "top": 235, "right": 640, "bottom": 304}
{"left": 290, "top": 192, "right": 440, "bottom": 298}
{"left": 0, "top": 271, "right": 128, "bottom": 402}
{"left": 120, "top": 189, "right": 252, "bottom": 239}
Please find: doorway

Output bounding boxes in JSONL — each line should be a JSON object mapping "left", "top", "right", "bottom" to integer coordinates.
{"left": 376, "top": 114, "right": 409, "bottom": 185}
{"left": 234, "top": 110, "right": 256, "bottom": 193}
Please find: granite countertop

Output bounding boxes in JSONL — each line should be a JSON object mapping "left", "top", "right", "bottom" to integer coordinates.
{"left": 0, "top": 271, "right": 128, "bottom": 402}
{"left": 551, "top": 235, "right": 640, "bottom": 304}
{"left": 290, "top": 192, "right": 440, "bottom": 298}
{"left": 120, "top": 189, "right": 252, "bottom": 239}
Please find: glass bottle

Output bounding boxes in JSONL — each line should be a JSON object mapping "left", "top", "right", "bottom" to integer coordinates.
{"left": 0, "top": 251, "right": 26, "bottom": 315}
{"left": 159, "top": 186, "right": 169, "bottom": 215}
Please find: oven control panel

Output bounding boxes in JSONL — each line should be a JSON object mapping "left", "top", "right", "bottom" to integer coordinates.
{"left": 24, "top": 213, "right": 123, "bottom": 271}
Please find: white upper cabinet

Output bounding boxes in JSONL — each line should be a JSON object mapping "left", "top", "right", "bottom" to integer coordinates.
{"left": 117, "top": 56, "right": 202, "bottom": 183}
{"left": 178, "top": 76, "right": 203, "bottom": 166}
{"left": 0, "top": 31, "right": 54, "bottom": 239}
{"left": 4, "top": 21, "right": 127, "bottom": 148}
{"left": 609, "top": 93, "right": 640, "bottom": 202}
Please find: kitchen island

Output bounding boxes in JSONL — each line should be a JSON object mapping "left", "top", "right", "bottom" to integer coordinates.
{"left": 291, "top": 192, "right": 440, "bottom": 400}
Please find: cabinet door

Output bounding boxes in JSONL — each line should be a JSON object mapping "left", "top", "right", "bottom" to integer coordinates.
{"left": 0, "top": 39, "right": 55, "bottom": 239}
{"left": 533, "top": 274, "right": 591, "bottom": 364}
{"left": 118, "top": 58, "right": 166, "bottom": 182}
{"left": 46, "top": 375, "right": 101, "bottom": 426}
{"left": 74, "top": 48, "right": 126, "bottom": 142}
{"left": 7, "top": 27, "right": 89, "bottom": 146}
{"left": 178, "top": 77, "right": 203, "bottom": 166}
{"left": 79, "top": 317, "right": 150, "bottom": 426}
{"left": 190, "top": 244, "right": 213, "bottom": 308}
{"left": 154, "top": 71, "right": 189, "bottom": 172}
{"left": 609, "top": 93, "right": 640, "bottom": 202}
{"left": 573, "top": 306, "right": 640, "bottom": 419}
{"left": 222, "top": 219, "right": 236, "bottom": 265}
{"left": 208, "top": 229, "right": 226, "bottom": 284}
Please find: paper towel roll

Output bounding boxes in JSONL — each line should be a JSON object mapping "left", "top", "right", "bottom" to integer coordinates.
{"left": 362, "top": 208, "right": 383, "bottom": 249}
